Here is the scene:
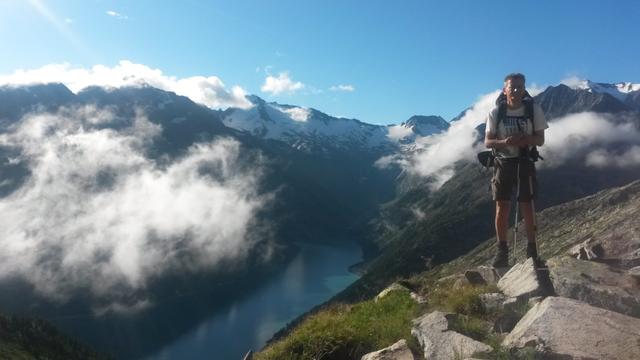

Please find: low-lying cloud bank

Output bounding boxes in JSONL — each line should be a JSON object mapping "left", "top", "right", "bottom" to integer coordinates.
{"left": 0, "top": 61, "right": 252, "bottom": 110}
{"left": 379, "top": 89, "right": 640, "bottom": 190}
{"left": 0, "top": 107, "right": 270, "bottom": 312}
{"left": 542, "top": 112, "right": 640, "bottom": 168}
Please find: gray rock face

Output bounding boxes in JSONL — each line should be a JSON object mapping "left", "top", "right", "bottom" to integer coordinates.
{"left": 411, "top": 311, "right": 492, "bottom": 360}
{"left": 497, "top": 258, "right": 543, "bottom": 299}
{"left": 547, "top": 256, "right": 640, "bottom": 317}
{"left": 465, "top": 266, "right": 500, "bottom": 285}
{"left": 361, "top": 339, "right": 415, "bottom": 360}
{"left": 503, "top": 296, "right": 640, "bottom": 360}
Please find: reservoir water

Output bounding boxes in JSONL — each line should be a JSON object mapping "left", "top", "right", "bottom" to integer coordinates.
{"left": 147, "top": 241, "right": 361, "bottom": 360}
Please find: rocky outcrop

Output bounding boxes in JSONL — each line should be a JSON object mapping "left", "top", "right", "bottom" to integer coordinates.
{"left": 464, "top": 266, "right": 500, "bottom": 286}
{"left": 360, "top": 339, "right": 415, "bottom": 360}
{"left": 503, "top": 296, "right": 640, "bottom": 359}
{"left": 547, "top": 256, "right": 640, "bottom": 317}
{"left": 411, "top": 311, "right": 491, "bottom": 360}
{"left": 497, "top": 258, "right": 543, "bottom": 299}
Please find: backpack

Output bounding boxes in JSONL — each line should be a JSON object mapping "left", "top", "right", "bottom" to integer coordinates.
{"left": 477, "top": 91, "right": 543, "bottom": 168}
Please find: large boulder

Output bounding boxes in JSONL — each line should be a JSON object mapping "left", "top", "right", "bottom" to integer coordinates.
{"left": 411, "top": 311, "right": 491, "bottom": 360}
{"left": 361, "top": 339, "right": 415, "bottom": 360}
{"left": 464, "top": 266, "right": 500, "bottom": 286}
{"left": 503, "top": 296, "right": 640, "bottom": 359}
{"left": 547, "top": 256, "right": 640, "bottom": 317}
{"left": 497, "top": 258, "right": 543, "bottom": 299}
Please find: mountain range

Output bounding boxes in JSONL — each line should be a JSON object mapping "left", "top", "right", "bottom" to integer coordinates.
{"left": 0, "top": 78, "right": 639, "bottom": 358}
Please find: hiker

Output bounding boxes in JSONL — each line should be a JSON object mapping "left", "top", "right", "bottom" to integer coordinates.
{"left": 484, "top": 73, "right": 548, "bottom": 267}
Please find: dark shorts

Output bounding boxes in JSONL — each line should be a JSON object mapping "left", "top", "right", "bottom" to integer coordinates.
{"left": 491, "top": 158, "right": 537, "bottom": 202}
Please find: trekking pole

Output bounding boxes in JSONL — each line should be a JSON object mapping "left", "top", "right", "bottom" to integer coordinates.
{"left": 529, "top": 175, "right": 539, "bottom": 258}
{"left": 514, "top": 159, "right": 520, "bottom": 262}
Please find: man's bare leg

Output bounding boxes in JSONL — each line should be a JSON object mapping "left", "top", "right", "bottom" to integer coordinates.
{"left": 520, "top": 201, "right": 539, "bottom": 260}
{"left": 492, "top": 200, "right": 511, "bottom": 267}
{"left": 519, "top": 201, "right": 535, "bottom": 243}
{"left": 496, "top": 200, "right": 511, "bottom": 243}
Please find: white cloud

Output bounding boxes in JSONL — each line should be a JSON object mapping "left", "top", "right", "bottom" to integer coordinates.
{"left": 542, "top": 112, "right": 640, "bottom": 168}
{"left": 280, "top": 107, "right": 310, "bottom": 122}
{"left": 329, "top": 84, "right": 355, "bottom": 92}
{"left": 0, "top": 107, "right": 270, "bottom": 312}
{"left": 106, "top": 10, "right": 128, "bottom": 20}
{"left": 374, "top": 154, "right": 409, "bottom": 169}
{"left": 560, "top": 76, "right": 587, "bottom": 89}
{"left": 0, "top": 61, "right": 253, "bottom": 110}
{"left": 386, "top": 124, "right": 413, "bottom": 141}
{"left": 405, "top": 90, "right": 501, "bottom": 189}
{"left": 261, "top": 72, "right": 304, "bottom": 95}
{"left": 585, "top": 146, "right": 640, "bottom": 168}
{"left": 377, "top": 79, "right": 640, "bottom": 190}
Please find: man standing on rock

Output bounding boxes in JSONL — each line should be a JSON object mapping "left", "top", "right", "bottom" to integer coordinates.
{"left": 485, "top": 73, "right": 548, "bottom": 267}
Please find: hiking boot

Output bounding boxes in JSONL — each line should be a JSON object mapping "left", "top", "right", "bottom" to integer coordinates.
{"left": 527, "top": 242, "right": 545, "bottom": 267}
{"left": 492, "top": 242, "right": 509, "bottom": 268}
{"left": 526, "top": 242, "right": 538, "bottom": 259}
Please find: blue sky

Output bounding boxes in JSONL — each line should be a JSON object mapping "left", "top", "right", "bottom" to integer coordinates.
{"left": 0, "top": 0, "right": 638, "bottom": 124}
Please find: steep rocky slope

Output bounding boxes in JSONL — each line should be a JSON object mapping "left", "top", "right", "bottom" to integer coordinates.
{"left": 257, "top": 180, "right": 640, "bottom": 359}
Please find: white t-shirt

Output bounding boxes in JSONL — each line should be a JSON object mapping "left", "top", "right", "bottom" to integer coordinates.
{"left": 485, "top": 102, "right": 549, "bottom": 158}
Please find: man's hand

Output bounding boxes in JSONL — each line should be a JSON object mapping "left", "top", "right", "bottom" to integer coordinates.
{"left": 504, "top": 136, "right": 528, "bottom": 147}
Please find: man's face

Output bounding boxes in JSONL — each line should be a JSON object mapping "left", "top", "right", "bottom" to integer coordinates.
{"left": 504, "top": 78, "right": 526, "bottom": 104}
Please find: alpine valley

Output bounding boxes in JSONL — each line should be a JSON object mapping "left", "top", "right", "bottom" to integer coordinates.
{"left": 0, "top": 80, "right": 639, "bottom": 359}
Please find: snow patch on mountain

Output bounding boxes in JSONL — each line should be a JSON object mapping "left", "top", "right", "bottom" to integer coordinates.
{"left": 223, "top": 97, "right": 414, "bottom": 151}
{"left": 562, "top": 78, "right": 640, "bottom": 101}
{"left": 223, "top": 100, "right": 454, "bottom": 153}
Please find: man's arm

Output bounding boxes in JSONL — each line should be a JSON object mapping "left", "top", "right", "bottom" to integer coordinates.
{"left": 485, "top": 131, "right": 522, "bottom": 148}
{"left": 485, "top": 131, "right": 502, "bottom": 148}
{"left": 486, "top": 130, "right": 545, "bottom": 148}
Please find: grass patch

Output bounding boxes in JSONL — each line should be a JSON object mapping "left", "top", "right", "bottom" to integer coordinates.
{"left": 448, "top": 315, "right": 490, "bottom": 342}
{"left": 254, "top": 290, "right": 421, "bottom": 360}
{"left": 426, "top": 281, "right": 498, "bottom": 318}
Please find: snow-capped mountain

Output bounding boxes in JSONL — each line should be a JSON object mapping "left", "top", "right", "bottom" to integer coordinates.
{"left": 221, "top": 96, "right": 391, "bottom": 153}
{"left": 221, "top": 96, "right": 450, "bottom": 154}
{"left": 535, "top": 82, "right": 638, "bottom": 120}
{"left": 402, "top": 115, "right": 449, "bottom": 135}
{"left": 560, "top": 79, "right": 640, "bottom": 112}
{"left": 566, "top": 80, "right": 640, "bottom": 102}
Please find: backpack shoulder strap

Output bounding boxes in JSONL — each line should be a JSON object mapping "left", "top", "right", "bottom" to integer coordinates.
{"left": 496, "top": 101, "right": 507, "bottom": 128}
{"left": 524, "top": 99, "right": 534, "bottom": 126}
